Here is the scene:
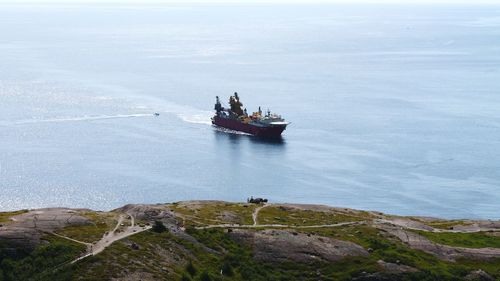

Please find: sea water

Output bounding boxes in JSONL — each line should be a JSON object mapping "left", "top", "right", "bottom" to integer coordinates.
{"left": 0, "top": 3, "right": 499, "bottom": 219}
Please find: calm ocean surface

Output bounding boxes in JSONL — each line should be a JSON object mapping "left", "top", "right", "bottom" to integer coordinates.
{"left": 0, "top": 4, "right": 499, "bottom": 218}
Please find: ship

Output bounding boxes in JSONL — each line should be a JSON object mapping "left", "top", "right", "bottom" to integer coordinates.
{"left": 212, "top": 92, "right": 289, "bottom": 138}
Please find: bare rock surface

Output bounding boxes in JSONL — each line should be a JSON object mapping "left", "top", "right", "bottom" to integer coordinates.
{"left": 448, "top": 221, "right": 499, "bottom": 232}
{"left": 377, "top": 260, "right": 418, "bottom": 274}
{"left": 111, "top": 271, "right": 156, "bottom": 281}
{"left": 353, "top": 262, "right": 419, "bottom": 281}
{"left": 0, "top": 227, "right": 41, "bottom": 254}
{"left": 477, "top": 221, "right": 500, "bottom": 229}
{"left": 0, "top": 208, "right": 91, "bottom": 252}
{"left": 174, "top": 200, "right": 227, "bottom": 210}
{"left": 10, "top": 208, "right": 91, "bottom": 231}
{"left": 229, "top": 229, "right": 368, "bottom": 263}
{"left": 378, "top": 224, "right": 500, "bottom": 261}
{"left": 376, "top": 218, "right": 434, "bottom": 231}
{"left": 464, "top": 269, "right": 495, "bottom": 281}
{"left": 217, "top": 210, "right": 239, "bottom": 224}
{"left": 116, "top": 204, "right": 177, "bottom": 226}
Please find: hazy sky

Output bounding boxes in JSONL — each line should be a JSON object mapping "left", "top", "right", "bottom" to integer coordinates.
{"left": 4, "top": 0, "right": 500, "bottom": 4}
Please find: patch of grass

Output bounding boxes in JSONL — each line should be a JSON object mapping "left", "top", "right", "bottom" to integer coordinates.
{"left": 54, "top": 211, "right": 117, "bottom": 243}
{"left": 415, "top": 230, "right": 500, "bottom": 248}
{"left": 0, "top": 210, "right": 28, "bottom": 223}
{"left": 425, "top": 220, "right": 473, "bottom": 230}
{"left": 170, "top": 202, "right": 257, "bottom": 227}
{"left": 257, "top": 206, "right": 363, "bottom": 226}
{"left": 455, "top": 257, "right": 500, "bottom": 277}
{"left": 296, "top": 225, "right": 382, "bottom": 248}
{"left": 404, "top": 217, "right": 475, "bottom": 230}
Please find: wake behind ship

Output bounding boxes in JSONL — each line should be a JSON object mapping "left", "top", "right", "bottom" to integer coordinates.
{"left": 212, "top": 92, "right": 289, "bottom": 138}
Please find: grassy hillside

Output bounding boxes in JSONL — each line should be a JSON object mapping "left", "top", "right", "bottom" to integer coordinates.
{"left": 0, "top": 201, "right": 498, "bottom": 281}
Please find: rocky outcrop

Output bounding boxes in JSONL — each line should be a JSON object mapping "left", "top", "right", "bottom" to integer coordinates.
{"left": 0, "top": 208, "right": 91, "bottom": 254}
{"left": 377, "top": 260, "right": 418, "bottom": 274}
{"left": 378, "top": 224, "right": 500, "bottom": 261}
{"left": 115, "top": 204, "right": 177, "bottom": 226}
{"left": 464, "top": 269, "right": 495, "bottom": 281}
{"left": 375, "top": 218, "right": 434, "bottom": 231}
{"left": 229, "top": 229, "right": 368, "bottom": 263}
{"left": 350, "top": 261, "right": 418, "bottom": 281}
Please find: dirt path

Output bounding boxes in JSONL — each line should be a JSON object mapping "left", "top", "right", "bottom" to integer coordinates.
{"left": 252, "top": 204, "right": 267, "bottom": 226}
{"left": 51, "top": 232, "right": 92, "bottom": 247}
{"left": 196, "top": 221, "right": 363, "bottom": 230}
{"left": 70, "top": 213, "right": 151, "bottom": 264}
{"left": 91, "top": 213, "right": 151, "bottom": 256}
{"left": 375, "top": 218, "right": 500, "bottom": 234}
{"left": 130, "top": 213, "right": 135, "bottom": 227}
{"left": 375, "top": 222, "right": 500, "bottom": 261}
{"left": 196, "top": 204, "right": 363, "bottom": 229}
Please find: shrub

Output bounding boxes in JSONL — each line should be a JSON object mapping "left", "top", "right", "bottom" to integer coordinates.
{"left": 152, "top": 220, "right": 167, "bottom": 233}
{"left": 186, "top": 261, "right": 196, "bottom": 277}
{"left": 199, "top": 271, "right": 212, "bottom": 281}
{"left": 221, "top": 261, "right": 233, "bottom": 276}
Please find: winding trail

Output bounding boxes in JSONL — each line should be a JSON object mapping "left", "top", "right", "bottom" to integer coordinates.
{"left": 193, "top": 203, "right": 364, "bottom": 230}
{"left": 51, "top": 232, "right": 92, "bottom": 247}
{"left": 196, "top": 221, "right": 363, "bottom": 230}
{"left": 57, "top": 206, "right": 500, "bottom": 265}
{"left": 252, "top": 204, "right": 267, "bottom": 226}
{"left": 374, "top": 218, "right": 500, "bottom": 234}
{"left": 70, "top": 213, "right": 151, "bottom": 264}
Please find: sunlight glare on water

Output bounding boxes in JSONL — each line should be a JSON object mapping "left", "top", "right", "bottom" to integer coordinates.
{"left": 0, "top": 3, "right": 499, "bottom": 219}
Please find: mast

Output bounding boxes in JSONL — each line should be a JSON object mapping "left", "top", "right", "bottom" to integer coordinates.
{"left": 214, "top": 96, "right": 223, "bottom": 113}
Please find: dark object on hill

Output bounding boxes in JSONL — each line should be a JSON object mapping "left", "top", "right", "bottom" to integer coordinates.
{"left": 130, "top": 242, "right": 140, "bottom": 250}
{"left": 152, "top": 220, "right": 167, "bottom": 233}
{"left": 247, "top": 197, "right": 268, "bottom": 204}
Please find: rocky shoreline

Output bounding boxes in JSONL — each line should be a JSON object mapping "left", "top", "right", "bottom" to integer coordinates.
{"left": 0, "top": 201, "right": 499, "bottom": 280}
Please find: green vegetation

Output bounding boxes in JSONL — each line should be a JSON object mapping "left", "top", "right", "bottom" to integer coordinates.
{"left": 0, "top": 203, "right": 499, "bottom": 280}
{"left": 66, "top": 231, "right": 183, "bottom": 280}
{"left": 186, "top": 261, "right": 196, "bottom": 276}
{"left": 0, "top": 235, "right": 85, "bottom": 281}
{"left": 1, "top": 228, "right": 499, "bottom": 281}
{"left": 257, "top": 206, "right": 365, "bottom": 226}
{"left": 415, "top": 230, "right": 500, "bottom": 249}
{"left": 152, "top": 220, "right": 167, "bottom": 233}
{"left": 169, "top": 202, "right": 257, "bottom": 227}
{"left": 181, "top": 227, "right": 500, "bottom": 281}
{"left": 184, "top": 227, "right": 379, "bottom": 281}
{"left": 423, "top": 220, "right": 473, "bottom": 230}
{"left": 54, "top": 211, "right": 117, "bottom": 243}
{"left": 0, "top": 210, "right": 28, "bottom": 223}
{"left": 293, "top": 224, "right": 383, "bottom": 248}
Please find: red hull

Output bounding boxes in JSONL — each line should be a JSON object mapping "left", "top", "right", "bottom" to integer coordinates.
{"left": 212, "top": 116, "right": 286, "bottom": 138}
